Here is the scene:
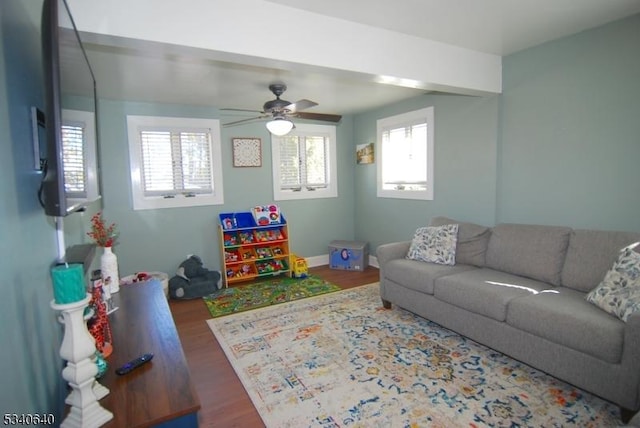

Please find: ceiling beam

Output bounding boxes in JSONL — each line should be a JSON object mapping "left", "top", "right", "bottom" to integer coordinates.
{"left": 67, "top": 0, "right": 502, "bottom": 95}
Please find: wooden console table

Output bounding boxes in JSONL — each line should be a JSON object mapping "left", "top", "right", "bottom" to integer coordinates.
{"left": 97, "top": 279, "right": 200, "bottom": 427}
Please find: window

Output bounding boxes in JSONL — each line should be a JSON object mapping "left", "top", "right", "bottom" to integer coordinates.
{"left": 271, "top": 123, "right": 337, "bottom": 201}
{"left": 62, "top": 109, "right": 99, "bottom": 203}
{"left": 376, "top": 107, "right": 434, "bottom": 200}
{"left": 127, "top": 115, "right": 224, "bottom": 210}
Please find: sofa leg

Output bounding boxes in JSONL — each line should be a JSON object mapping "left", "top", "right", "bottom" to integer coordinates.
{"left": 620, "top": 407, "right": 637, "bottom": 424}
{"left": 381, "top": 299, "right": 392, "bottom": 309}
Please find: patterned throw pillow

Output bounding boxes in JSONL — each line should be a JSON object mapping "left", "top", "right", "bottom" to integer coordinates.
{"left": 407, "top": 224, "right": 459, "bottom": 265}
{"left": 586, "top": 244, "right": 640, "bottom": 322}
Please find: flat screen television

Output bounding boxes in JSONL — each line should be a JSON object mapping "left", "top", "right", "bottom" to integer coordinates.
{"left": 40, "top": 0, "right": 100, "bottom": 217}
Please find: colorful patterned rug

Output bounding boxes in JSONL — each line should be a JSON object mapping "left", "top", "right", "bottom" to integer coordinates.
{"left": 207, "top": 283, "right": 623, "bottom": 427}
{"left": 203, "top": 275, "right": 341, "bottom": 318}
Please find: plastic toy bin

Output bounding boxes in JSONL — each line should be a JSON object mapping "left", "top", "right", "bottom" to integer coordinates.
{"left": 329, "top": 240, "right": 369, "bottom": 271}
{"left": 219, "top": 212, "right": 287, "bottom": 229}
{"left": 220, "top": 212, "right": 256, "bottom": 229}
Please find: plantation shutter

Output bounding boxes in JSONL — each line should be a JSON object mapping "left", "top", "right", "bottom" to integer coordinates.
{"left": 277, "top": 135, "right": 329, "bottom": 191}
{"left": 61, "top": 123, "right": 86, "bottom": 197}
{"left": 139, "top": 128, "right": 213, "bottom": 197}
{"left": 279, "top": 136, "right": 302, "bottom": 190}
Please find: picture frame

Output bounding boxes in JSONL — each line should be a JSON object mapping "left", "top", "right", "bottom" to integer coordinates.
{"left": 356, "top": 142, "right": 374, "bottom": 164}
{"left": 232, "top": 138, "right": 262, "bottom": 167}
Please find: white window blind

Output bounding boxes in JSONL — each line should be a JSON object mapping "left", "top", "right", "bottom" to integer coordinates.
{"left": 278, "top": 135, "right": 328, "bottom": 190}
{"left": 127, "top": 115, "right": 224, "bottom": 210}
{"left": 61, "top": 123, "right": 86, "bottom": 198}
{"left": 271, "top": 123, "right": 337, "bottom": 201}
{"left": 139, "top": 129, "right": 213, "bottom": 197}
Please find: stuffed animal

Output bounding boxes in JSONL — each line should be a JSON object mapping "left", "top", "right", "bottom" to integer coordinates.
{"left": 169, "top": 255, "right": 222, "bottom": 299}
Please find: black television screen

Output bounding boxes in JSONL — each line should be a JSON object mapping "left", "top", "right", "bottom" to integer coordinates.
{"left": 40, "top": 0, "right": 100, "bottom": 217}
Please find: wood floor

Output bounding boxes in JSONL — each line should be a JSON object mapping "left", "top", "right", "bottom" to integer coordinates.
{"left": 168, "top": 265, "right": 380, "bottom": 427}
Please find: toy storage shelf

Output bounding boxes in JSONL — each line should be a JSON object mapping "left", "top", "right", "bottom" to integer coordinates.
{"left": 218, "top": 211, "right": 292, "bottom": 287}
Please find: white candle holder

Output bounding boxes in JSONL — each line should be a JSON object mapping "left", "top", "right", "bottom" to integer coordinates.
{"left": 51, "top": 295, "right": 113, "bottom": 428}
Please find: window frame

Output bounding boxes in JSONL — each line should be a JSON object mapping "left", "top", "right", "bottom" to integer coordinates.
{"left": 376, "top": 106, "right": 435, "bottom": 200}
{"left": 271, "top": 123, "right": 338, "bottom": 201}
{"left": 126, "top": 115, "right": 224, "bottom": 210}
{"left": 62, "top": 108, "right": 99, "bottom": 206}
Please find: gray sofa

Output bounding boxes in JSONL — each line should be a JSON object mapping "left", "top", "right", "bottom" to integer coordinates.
{"left": 377, "top": 216, "right": 640, "bottom": 415}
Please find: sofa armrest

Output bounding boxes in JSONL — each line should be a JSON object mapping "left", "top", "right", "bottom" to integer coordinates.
{"left": 377, "top": 241, "right": 410, "bottom": 304}
{"left": 376, "top": 241, "right": 411, "bottom": 267}
{"left": 624, "top": 312, "right": 640, "bottom": 411}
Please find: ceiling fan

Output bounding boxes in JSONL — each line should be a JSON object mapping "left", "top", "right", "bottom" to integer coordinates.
{"left": 222, "top": 83, "right": 342, "bottom": 135}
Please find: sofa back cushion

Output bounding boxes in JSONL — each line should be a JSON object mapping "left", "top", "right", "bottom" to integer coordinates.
{"left": 429, "top": 216, "right": 491, "bottom": 267}
{"left": 485, "top": 224, "right": 571, "bottom": 286}
{"left": 561, "top": 229, "right": 640, "bottom": 292}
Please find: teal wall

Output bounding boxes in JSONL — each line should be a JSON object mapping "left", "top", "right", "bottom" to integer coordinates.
{"left": 1, "top": 1, "right": 638, "bottom": 418}
{"left": 355, "top": 13, "right": 640, "bottom": 253}
{"left": 354, "top": 94, "right": 499, "bottom": 252}
{"left": 498, "top": 13, "right": 640, "bottom": 229}
{"left": 97, "top": 99, "right": 355, "bottom": 276}
{"left": 0, "top": 0, "right": 66, "bottom": 417}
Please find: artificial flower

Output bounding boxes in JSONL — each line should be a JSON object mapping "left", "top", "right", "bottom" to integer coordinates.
{"left": 87, "top": 212, "right": 117, "bottom": 247}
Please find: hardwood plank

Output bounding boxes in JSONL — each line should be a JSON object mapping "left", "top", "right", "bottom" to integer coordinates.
{"left": 168, "top": 265, "right": 380, "bottom": 427}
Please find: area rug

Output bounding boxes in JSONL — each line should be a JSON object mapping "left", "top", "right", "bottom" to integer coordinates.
{"left": 207, "top": 283, "right": 623, "bottom": 427}
{"left": 203, "top": 275, "right": 341, "bottom": 318}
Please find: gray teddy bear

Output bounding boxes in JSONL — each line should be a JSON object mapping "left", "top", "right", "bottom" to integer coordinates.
{"left": 168, "top": 255, "right": 222, "bottom": 299}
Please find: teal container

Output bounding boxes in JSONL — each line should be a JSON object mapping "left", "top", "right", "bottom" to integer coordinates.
{"left": 51, "top": 263, "right": 86, "bottom": 304}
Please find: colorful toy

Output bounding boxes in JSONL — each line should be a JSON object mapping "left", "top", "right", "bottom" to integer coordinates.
{"left": 291, "top": 254, "right": 308, "bottom": 278}
{"left": 239, "top": 231, "right": 255, "bottom": 244}
{"left": 224, "top": 233, "right": 238, "bottom": 246}
{"left": 224, "top": 251, "right": 239, "bottom": 262}
{"left": 252, "top": 204, "right": 281, "bottom": 225}
{"left": 256, "top": 247, "right": 273, "bottom": 259}
{"left": 238, "top": 264, "right": 252, "bottom": 277}
{"left": 242, "top": 249, "right": 256, "bottom": 260}
{"left": 254, "top": 228, "right": 285, "bottom": 242}
{"left": 222, "top": 217, "right": 236, "bottom": 230}
{"left": 256, "top": 259, "right": 287, "bottom": 274}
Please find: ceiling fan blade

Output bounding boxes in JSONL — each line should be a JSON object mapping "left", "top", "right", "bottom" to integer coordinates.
{"left": 223, "top": 115, "right": 269, "bottom": 127}
{"left": 285, "top": 99, "right": 318, "bottom": 113}
{"left": 296, "top": 112, "right": 342, "bottom": 123}
{"left": 221, "top": 108, "right": 265, "bottom": 114}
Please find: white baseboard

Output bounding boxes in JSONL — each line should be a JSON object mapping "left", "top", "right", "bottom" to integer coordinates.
{"left": 305, "top": 254, "right": 379, "bottom": 269}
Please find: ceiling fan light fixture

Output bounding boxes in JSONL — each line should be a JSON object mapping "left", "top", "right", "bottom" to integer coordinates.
{"left": 266, "top": 117, "right": 294, "bottom": 136}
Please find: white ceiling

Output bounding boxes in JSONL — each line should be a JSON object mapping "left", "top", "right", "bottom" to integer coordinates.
{"left": 76, "top": 0, "right": 640, "bottom": 118}
{"left": 268, "top": 0, "right": 640, "bottom": 56}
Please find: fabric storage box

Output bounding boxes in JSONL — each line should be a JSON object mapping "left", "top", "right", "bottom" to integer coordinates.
{"left": 329, "top": 240, "right": 369, "bottom": 271}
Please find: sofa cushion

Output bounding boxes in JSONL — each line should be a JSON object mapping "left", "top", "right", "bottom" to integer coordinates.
{"left": 507, "top": 287, "right": 624, "bottom": 363}
{"left": 384, "top": 258, "right": 476, "bottom": 295}
{"left": 407, "top": 224, "right": 458, "bottom": 265}
{"left": 434, "top": 268, "right": 551, "bottom": 321}
{"left": 586, "top": 244, "right": 640, "bottom": 322}
{"left": 429, "top": 216, "right": 491, "bottom": 267}
{"left": 561, "top": 229, "right": 640, "bottom": 292}
{"left": 485, "top": 224, "right": 571, "bottom": 286}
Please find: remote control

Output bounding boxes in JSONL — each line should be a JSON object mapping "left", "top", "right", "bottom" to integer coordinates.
{"left": 115, "top": 353, "right": 154, "bottom": 375}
